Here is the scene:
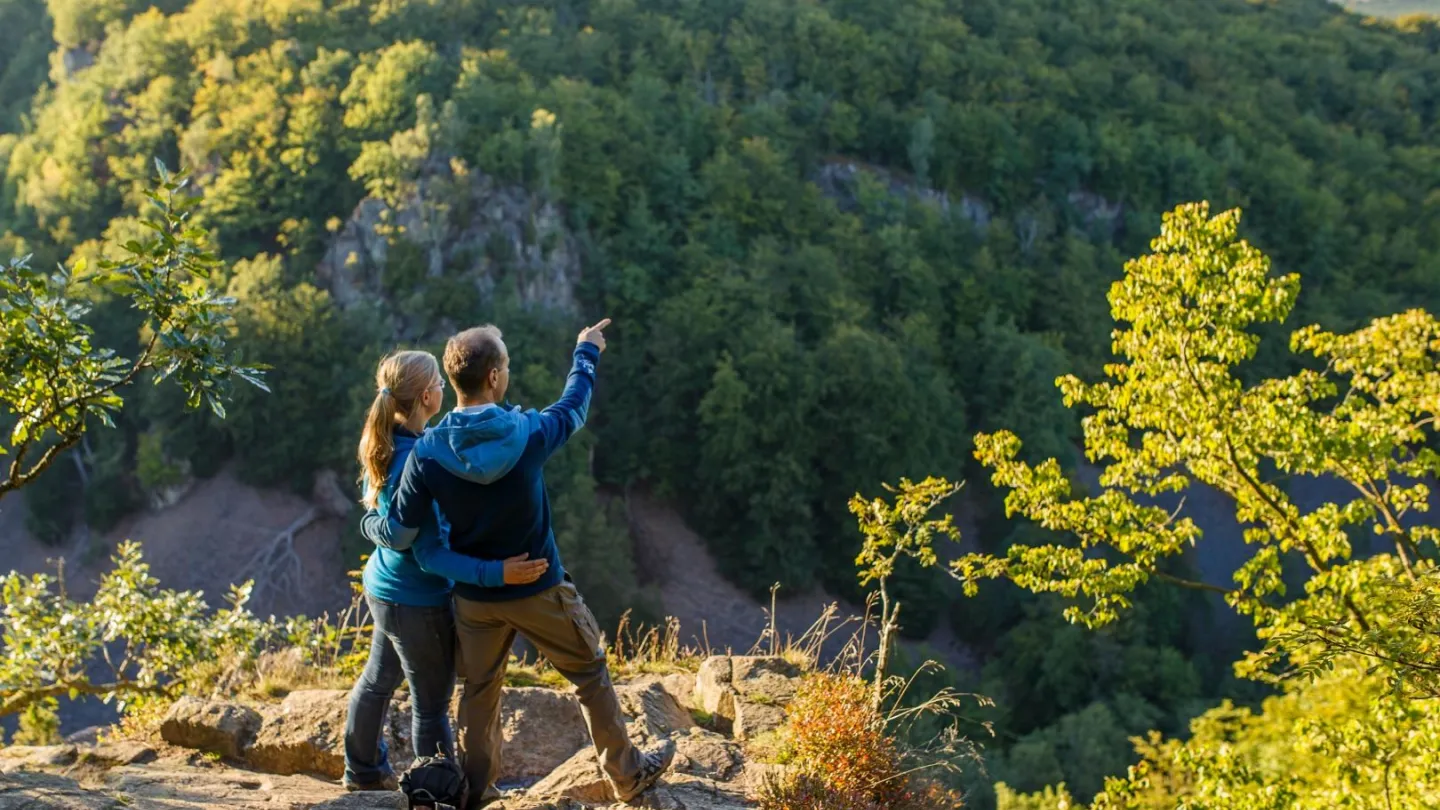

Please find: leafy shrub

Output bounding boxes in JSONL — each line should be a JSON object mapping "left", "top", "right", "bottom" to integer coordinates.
{"left": 13, "top": 697, "right": 61, "bottom": 745}
{"left": 760, "top": 672, "right": 966, "bottom": 810}
{"left": 0, "top": 541, "right": 272, "bottom": 719}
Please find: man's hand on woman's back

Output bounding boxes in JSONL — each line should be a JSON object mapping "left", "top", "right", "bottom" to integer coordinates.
{"left": 504, "top": 553, "right": 549, "bottom": 585}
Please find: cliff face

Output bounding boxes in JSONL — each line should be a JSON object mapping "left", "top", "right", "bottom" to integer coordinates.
{"left": 315, "top": 164, "right": 581, "bottom": 340}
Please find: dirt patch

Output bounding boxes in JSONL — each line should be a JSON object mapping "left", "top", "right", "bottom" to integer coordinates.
{"left": 0, "top": 466, "right": 352, "bottom": 619}
{"left": 621, "top": 489, "right": 861, "bottom": 659}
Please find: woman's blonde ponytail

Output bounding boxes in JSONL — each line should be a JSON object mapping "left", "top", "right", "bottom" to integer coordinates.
{"left": 357, "top": 351, "right": 441, "bottom": 510}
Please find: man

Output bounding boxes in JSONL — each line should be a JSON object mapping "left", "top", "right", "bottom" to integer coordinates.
{"left": 362, "top": 319, "right": 674, "bottom": 807}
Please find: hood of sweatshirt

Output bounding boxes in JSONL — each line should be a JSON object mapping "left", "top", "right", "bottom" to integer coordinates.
{"left": 414, "top": 405, "right": 531, "bottom": 484}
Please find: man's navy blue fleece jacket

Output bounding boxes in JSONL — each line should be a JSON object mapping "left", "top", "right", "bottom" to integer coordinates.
{"left": 360, "top": 341, "right": 601, "bottom": 602}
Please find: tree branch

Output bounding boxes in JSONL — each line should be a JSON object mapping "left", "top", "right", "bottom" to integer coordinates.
{"left": 1, "top": 430, "right": 84, "bottom": 498}
{"left": 1151, "top": 570, "right": 1237, "bottom": 596}
{"left": 0, "top": 679, "right": 170, "bottom": 719}
{"left": 0, "top": 333, "right": 161, "bottom": 499}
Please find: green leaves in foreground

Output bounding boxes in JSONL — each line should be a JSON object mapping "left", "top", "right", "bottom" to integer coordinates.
{"left": 947, "top": 202, "right": 1440, "bottom": 806}
{"left": 0, "top": 541, "right": 270, "bottom": 718}
{"left": 0, "top": 160, "right": 266, "bottom": 499}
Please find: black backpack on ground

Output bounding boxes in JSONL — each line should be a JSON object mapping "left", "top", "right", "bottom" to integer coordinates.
{"left": 399, "top": 755, "right": 468, "bottom": 810}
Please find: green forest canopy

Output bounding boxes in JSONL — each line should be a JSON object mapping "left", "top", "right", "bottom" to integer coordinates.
{"left": 2, "top": 0, "right": 1439, "bottom": 804}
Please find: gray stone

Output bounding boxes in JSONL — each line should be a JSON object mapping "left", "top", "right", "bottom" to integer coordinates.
{"left": 526, "top": 748, "right": 614, "bottom": 805}
{"left": 62, "top": 729, "right": 102, "bottom": 747}
{"left": 616, "top": 682, "right": 694, "bottom": 741}
{"left": 77, "top": 742, "right": 156, "bottom": 767}
{"left": 245, "top": 690, "right": 359, "bottom": 778}
{"left": 497, "top": 688, "right": 590, "bottom": 782}
{"left": 673, "top": 730, "right": 743, "bottom": 782}
{"left": 693, "top": 657, "right": 799, "bottom": 740}
{"left": 160, "top": 697, "right": 261, "bottom": 760}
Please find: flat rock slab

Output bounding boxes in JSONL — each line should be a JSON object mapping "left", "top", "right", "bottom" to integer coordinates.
{"left": 0, "top": 771, "right": 125, "bottom": 810}
{"left": 97, "top": 764, "right": 393, "bottom": 808}
{"left": 0, "top": 747, "right": 79, "bottom": 774}
{"left": 630, "top": 775, "right": 753, "bottom": 809}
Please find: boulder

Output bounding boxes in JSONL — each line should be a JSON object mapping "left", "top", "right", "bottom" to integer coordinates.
{"left": 733, "top": 701, "right": 787, "bottom": 743}
{"left": 497, "top": 688, "right": 590, "bottom": 782}
{"left": 77, "top": 742, "right": 157, "bottom": 767}
{"left": 673, "top": 730, "right": 744, "bottom": 782}
{"left": 63, "top": 728, "right": 103, "bottom": 746}
{"left": 525, "top": 748, "right": 615, "bottom": 805}
{"left": 694, "top": 658, "right": 735, "bottom": 718}
{"left": 245, "top": 690, "right": 376, "bottom": 778}
{"left": 216, "top": 685, "right": 590, "bottom": 781}
{"left": 160, "top": 698, "right": 262, "bottom": 760}
{"left": 693, "top": 657, "right": 799, "bottom": 740}
{"left": 743, "top": 762, "right": 792, "bottom": 793}
{"left": 625, "top": 673, "right": 695, "bottom": 715}
{"left": 615, "top": 682, "right": 694, "bottom": 741}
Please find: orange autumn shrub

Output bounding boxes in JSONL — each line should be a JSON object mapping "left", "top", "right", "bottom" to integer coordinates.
{"left": 759, "top": 673, "right": 963, "bottom": 810}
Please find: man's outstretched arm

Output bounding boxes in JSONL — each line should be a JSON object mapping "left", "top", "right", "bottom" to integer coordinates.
{"left": 359, "top": 451, "right": 432, "bottom": 550}
{"left": 537, "top": 318, "right": 609, "bottom": 459}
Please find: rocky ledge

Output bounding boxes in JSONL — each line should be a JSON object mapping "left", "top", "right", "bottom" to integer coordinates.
{"left": 0, "top": 656, "right": 798, "bottom": 810}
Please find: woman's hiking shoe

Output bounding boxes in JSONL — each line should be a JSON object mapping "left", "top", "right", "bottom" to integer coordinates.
{"left": 616, "top": 739, "right": 677, "bottom": 803}
{"left": 343, "top": 774, "right": 399, "bottom": 792}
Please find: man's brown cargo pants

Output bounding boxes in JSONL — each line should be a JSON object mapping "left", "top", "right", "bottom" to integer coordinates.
{"left": 452, "top": 580, "right": 643, "bottom": 808}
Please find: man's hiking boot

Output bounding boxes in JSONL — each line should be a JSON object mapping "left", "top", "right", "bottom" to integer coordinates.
{"left": 343, "top": 774, "right": 399, "bottom": 792}
{"left": 616, "top": 739, "right": 677, "bottom": 803}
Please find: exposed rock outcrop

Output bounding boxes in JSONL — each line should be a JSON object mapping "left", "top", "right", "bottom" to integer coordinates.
{"left": 244, "top": 689, "right": 380, "bottom": 778}
{"left": 694, "top": 656, "right": 799, "bottom": 740}
{"left": 0, "top": 770, "right": 124, "bottom": 809}
{"left": 3, "top": 656, "right": 803, "bottom": 809}
{"left": 315, "top": 165, "right": 581, "bottom": 333}
{"left": 814, "top": 159, "right": 992, "bottom": 232}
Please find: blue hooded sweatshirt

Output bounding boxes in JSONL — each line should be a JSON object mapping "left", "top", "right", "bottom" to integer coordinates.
{"left": 361, "top": 341, "right": 599, "bottom": 603}
{"left": 360, "top": 426, "right": 505, "bottom": 606}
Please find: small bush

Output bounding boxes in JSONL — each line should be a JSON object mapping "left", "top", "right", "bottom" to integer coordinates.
{"left": 759, "top": 673, "right": 964, "bottom": 810}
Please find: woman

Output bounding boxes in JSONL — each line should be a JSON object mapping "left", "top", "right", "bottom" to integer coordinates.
{"left": 344, "top": 350, "right": 549, "bottom": 791}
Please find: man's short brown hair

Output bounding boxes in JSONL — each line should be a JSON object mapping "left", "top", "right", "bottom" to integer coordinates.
{"left": 444, "top": 325, "right": 506, "bottom": 398}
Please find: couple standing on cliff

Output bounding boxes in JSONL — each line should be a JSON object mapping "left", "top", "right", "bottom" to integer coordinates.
{"left": 341, "top": 319, "right": 675, "bottom": 808}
